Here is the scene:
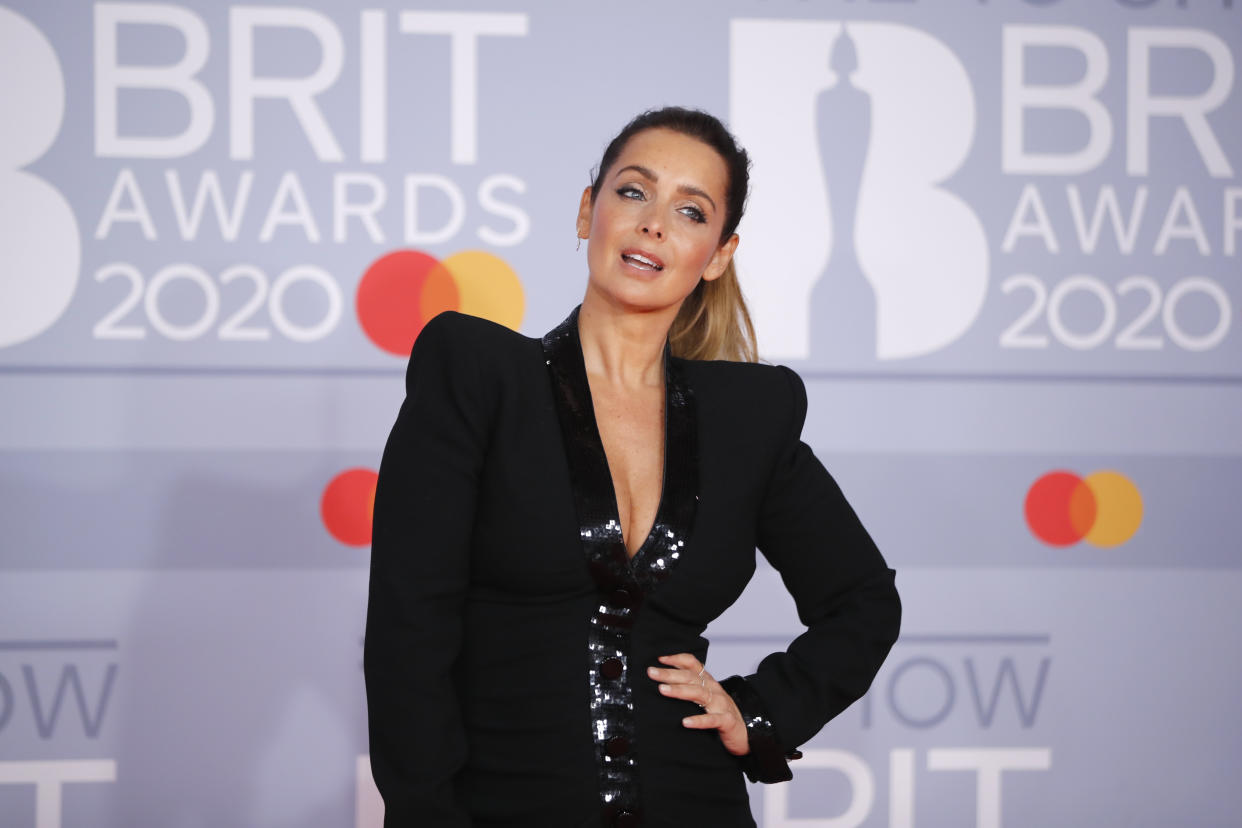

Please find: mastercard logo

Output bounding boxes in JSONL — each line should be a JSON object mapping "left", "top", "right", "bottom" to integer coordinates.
{"left": 356, "top": 248, "right": 524, "bottom": 356}
{"left": 1024, "top": 470, "right": 1143, "bottom": 548}
{"left": 321, "top": 468, "right": 379, "bottom": 546}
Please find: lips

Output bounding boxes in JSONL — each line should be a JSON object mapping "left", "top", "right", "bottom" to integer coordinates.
{"left": 620, "top": 248, "right": 665, "bottom": 271}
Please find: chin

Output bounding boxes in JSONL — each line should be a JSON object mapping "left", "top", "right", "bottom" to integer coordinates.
{"left": 593, "top": 279, "right": 685, "bottom": 316}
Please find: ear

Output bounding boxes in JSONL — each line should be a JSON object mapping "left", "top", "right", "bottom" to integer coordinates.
{"left": 701, "top": 234, "right": 739, "bottom": 282}
{"left": 576, "top": 186, "right": 594, "bottom": 240}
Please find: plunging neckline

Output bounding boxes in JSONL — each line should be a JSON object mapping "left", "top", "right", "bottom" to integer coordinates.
{"left": 542, "top": 305, "right": 699, "bottom": 584}
{"left": 585, "top": 370, "right": 668, "bottom": 561}
{"left": 569, "top": 313, "right": 670, "bottom": 566}
{"left": 541, "top": 304, "right": 700, "bottom": 819}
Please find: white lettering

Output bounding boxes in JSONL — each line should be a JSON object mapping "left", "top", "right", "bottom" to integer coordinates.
{"left": 1002, "top": 25, "right": 1111, "bottom": 175}
{"left": 359, "top": 10, "right": 387, "bottom": 164}
{"left": 927, "top": 748, "right": 1052, "bottom": 828}
{"left": 1225, "top": 187, "right": 1242, "bottom": 256}
{"left": 890, "top": 748, "right": 915, "bottom": 828}
{"left": 229, "top": 7, "right": 344, "bottom": 161}
{"left": 763, "top": 749, "right": 875, "bottom": 827}
{"left": 259, "top": 172, "right": 320, "bottom": 242}
{"left": 95, "top": 168, "right": 156, "bottom": 240}
{"left": 1154, "top": 186, "right": 1210, "bottom": 255}
{"left": 477, "top": 174, "right": 529, "bottom": 246}
{"left": 1067, "top": 184, "right": 1148, "bottom": 255}
{"left": 0, "top": 759, "right": 116, "bottom": 828}
{"left": 1002, "top": 184, "right": 1059, "bottom": 253}
{"left": 403, "top": 174, "right": 465, "bottom": 244}
{"left": 1128, "top": 27, "right": 1235, "bottom": 178}
{"left": 166, "top": 169, "right": 254, "bottom": 241}
{"left": 334, "top": 172, "right": 387, "bottom": 243}
{"left": 94, "top": 3, "right": 213, "bottom": 158}
{"left": 398, "top": 12, "right": 529, "bottom": 165}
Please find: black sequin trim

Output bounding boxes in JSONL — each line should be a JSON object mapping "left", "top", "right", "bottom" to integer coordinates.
{"left": 719, "top": 675, "right": 795, "bottom": 783}
{"left": 542, "top": 306, "right": 698, "bottom": 827}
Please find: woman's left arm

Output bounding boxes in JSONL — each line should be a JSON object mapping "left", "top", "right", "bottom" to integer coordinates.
{"left": 731, "top": 364, "right": 901, "bottom": 782}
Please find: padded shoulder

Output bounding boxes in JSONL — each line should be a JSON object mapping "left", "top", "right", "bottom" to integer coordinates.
{"left": 678, "top": 359, "right": 808, "bottom": 439}
{"left": 415, "top": 311, "right": 537, "bottom": 376}
{"left": 420, "top": 310, "right": 529, "bottom": 351}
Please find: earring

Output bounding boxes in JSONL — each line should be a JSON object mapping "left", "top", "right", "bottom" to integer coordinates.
{"left": 576, "top": 237, "right": 582, "bottom": 251}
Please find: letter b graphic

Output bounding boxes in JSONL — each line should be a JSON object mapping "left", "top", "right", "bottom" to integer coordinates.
{"left": 730, "top": 20, "right": 988, "bottom": 362}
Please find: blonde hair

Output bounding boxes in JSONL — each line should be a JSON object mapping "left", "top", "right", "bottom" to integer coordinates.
{"left": 669, "top": 261, "right": 758, "bottom": 363}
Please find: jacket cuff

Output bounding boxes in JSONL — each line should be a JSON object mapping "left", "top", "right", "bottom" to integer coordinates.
{"left": 719, "top": 675, "right": 799, "bottom": 783}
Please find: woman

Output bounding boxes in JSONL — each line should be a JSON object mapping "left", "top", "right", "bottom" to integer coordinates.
{"left": 364, "top": 107, "right": 900, "bottom": 827}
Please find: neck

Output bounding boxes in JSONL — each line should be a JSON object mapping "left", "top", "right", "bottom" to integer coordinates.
{"left": 577, "top": 288, "right": 677, "bottom": 389}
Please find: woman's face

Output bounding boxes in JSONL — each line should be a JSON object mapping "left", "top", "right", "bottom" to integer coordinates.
{"left": 577, "top": 128, "right": 738, "bottom": 315}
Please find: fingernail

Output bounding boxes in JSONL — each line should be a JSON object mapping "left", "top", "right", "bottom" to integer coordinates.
{"left": 682, "top": 717, "right": 693, "bottom": 726}
{"left": 647, "top": 666, "right": 658, "bottom": 677}
{"left": 659, "top": 684, "right": 670, "bottom": 693}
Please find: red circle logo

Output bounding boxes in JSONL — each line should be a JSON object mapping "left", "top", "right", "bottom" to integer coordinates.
{"left": 321, "top": 468, "right": 379, "bottom": 546}
{"left": 356, "top": 249, "right": 524, "bottom": 356}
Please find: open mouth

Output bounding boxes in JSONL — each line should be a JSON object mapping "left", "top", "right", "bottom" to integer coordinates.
{"left": 621, "top": 251, "right": 664, "bottom": 271}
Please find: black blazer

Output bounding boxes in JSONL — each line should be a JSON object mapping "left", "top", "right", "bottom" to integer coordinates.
{"left": 364, "top": 308, "right": 900, "bottom": 828}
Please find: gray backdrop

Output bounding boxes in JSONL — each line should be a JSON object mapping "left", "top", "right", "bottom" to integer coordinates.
{"left": 1, "top": 1, "right": 1240, "bottom": 826}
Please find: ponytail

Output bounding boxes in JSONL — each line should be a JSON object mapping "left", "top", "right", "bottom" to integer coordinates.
{"left": 668, "top": 261, "right": 757, "bottom": 363}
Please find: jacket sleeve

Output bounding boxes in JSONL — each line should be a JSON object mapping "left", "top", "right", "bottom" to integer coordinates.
{"left": 722, "top": 365, "right": 901, "bottom": 783}
{"left": 364, "top": 312, "right": 492, "bottom": 826}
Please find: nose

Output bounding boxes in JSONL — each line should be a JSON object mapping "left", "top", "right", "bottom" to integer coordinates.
{"left": 640, "top": 212, "right": 664, "bottom": 240}
{"left": 638, "top": 202, "right": 664, "bottom": 239}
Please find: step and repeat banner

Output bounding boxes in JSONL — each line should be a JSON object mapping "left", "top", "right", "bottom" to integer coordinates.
{"left": 2, "top": 1, "right": 1240, "bottom": 826}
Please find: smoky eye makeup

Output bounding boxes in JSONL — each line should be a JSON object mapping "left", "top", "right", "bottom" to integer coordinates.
{"left": 679, "top": 204, "right": 707, "bottom": 223}
{"left": 612, "top": 179, "right": 712, "bottom": 224}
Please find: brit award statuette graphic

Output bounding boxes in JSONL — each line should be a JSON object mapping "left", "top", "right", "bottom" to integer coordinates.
{"left": 731, "top": 20, "right": 988, "bottom": 365}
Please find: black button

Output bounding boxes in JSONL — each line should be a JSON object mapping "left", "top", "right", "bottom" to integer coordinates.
{"left": 609, "top": 588, "right": 632, "bottom": 608}
{"left": 616, "top": 810, "right": 639, "bottom": 827}
{"left": 600, "top": 657, "right": 624, "bottom": 680}
{"left": 606, "top": 735, "right": 630, "bottom": 756}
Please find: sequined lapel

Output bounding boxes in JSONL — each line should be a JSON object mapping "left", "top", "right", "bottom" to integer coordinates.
{"left": 542, "top": 305, "right": 699, "bottom": 825}
{"left": 541, "top": 305, "right": 698, "bottom": 594}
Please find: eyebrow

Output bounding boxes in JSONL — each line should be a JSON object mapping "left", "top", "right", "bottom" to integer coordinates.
{"left": 614, "top": 164, "right": 718, "bottom": 212}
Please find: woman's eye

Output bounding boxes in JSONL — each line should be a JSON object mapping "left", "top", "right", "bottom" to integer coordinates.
{"left": 679, "top": 205, "right": 706, "bottom": 224}
{"left": 617, "top": 186, "right": 644, "bottom": 200}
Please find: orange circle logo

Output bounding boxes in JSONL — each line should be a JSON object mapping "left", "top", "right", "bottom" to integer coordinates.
{"left": 356, "top": 249, "right": 524, "bottom": 356}
{"left": 321, "top": 468, "right": 379, "bottom": 546}
{"left": 1024, "top": 470, "right": 1143, "bottom": 547}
